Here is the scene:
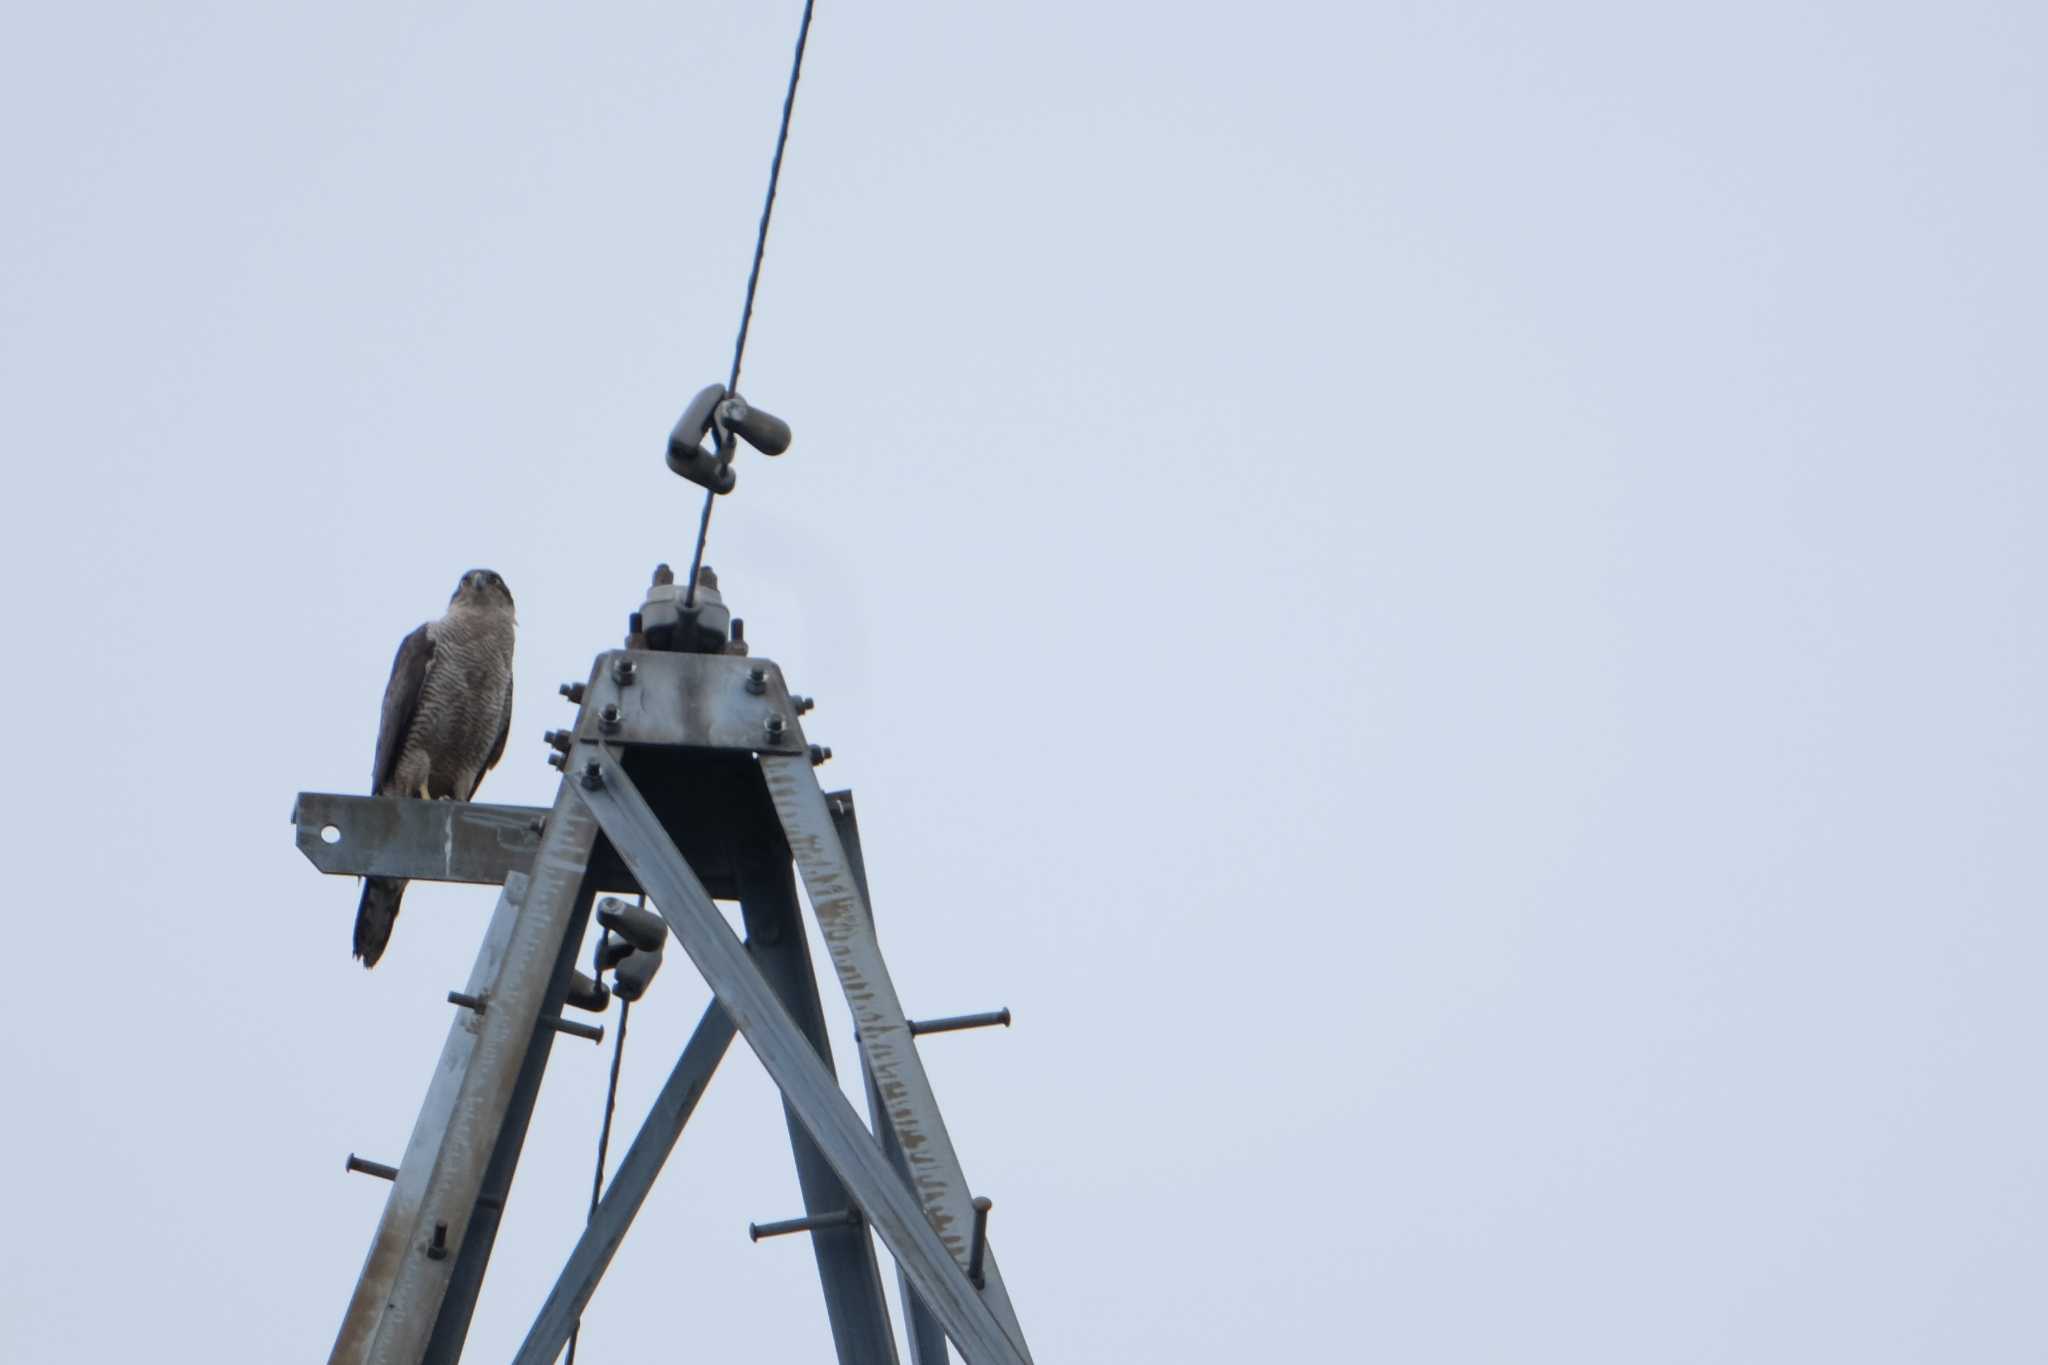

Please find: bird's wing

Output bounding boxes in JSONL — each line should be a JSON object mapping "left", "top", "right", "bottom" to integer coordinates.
{"left": 472, "top": 670, "right": 514, "bottom": 798}
{"left": 372, "top": 623, "right": 435, "bottom": 794}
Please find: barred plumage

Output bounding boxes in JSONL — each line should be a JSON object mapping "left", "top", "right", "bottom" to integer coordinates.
{"left": 354, "top": 569, "right": 517, "bottom": 967}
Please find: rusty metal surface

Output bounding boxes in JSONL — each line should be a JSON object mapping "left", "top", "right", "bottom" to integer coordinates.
{"left": 573, "top": 748, "right": 1028, "bottom": 1365}
{"left": 331, "top": 871, "right": 530, "bottom": 1365}
{"left": 352, "top": 775, "right": 603, "bottom": 1365}
{"left": 573, "top": 649, "right": 807, "bottom": 754}
{"left": 294, "top": 794, "right": 544, "bottom": 885}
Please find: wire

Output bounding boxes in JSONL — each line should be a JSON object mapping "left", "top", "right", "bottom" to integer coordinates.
{"left": 566, "top": 923, "right": 636, "bottom": 1365}
{"left": 685, "top": 0, "right": 818, "bottom": 609}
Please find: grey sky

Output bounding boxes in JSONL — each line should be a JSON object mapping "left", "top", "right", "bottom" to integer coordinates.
{"left": 2, "top": 2, "right": 2042, "bottom": 1360}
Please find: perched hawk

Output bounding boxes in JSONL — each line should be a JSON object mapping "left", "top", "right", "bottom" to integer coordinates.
{"left": 354, "top": 569, "right": 518, "bottom": 967}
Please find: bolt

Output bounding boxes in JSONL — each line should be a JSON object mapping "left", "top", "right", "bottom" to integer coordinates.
{"left": 581, "top": 760, "right": 605, "bottom": 790}
{"left": 544, "top": 729, "right": 572, "bottom": 752}
{"left": 792, "top": 695, "right": 815, "bottom": 715}
{"left": 547, "top": 752, "right": 567, "bottom": 771}
{"left": 427, "top": 1221, "right": 449, "bottom": 1261}
{"left": 612, "top": 657, "right": 638, "bottom": 686}
{"left": 598, "top": 702, "right": 622, "bottom": 734}
{"left": 763, "top": 713, "right": 787, "bottom": 742}
{"left": 746, "top": 666, "right": 769, "bottom": 696}
{"left": 809, "top": 745, "right": 832, "bottom": 766}
{"left": 559, "top": 681, "right": 586, "bottom": 703}
{"left": 346, "top": 1154, "right": 399, "bottom": 1182}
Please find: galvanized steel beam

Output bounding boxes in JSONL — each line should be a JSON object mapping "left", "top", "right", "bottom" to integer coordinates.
{"left": 421, "top": 880, "right": 599, "bottom": 1364}
{"left": 336, "top": 774, "right": 602, "bottom": 1365}
{"left": 828, "top": 794, "right": 949, "bottom": 1365}
{"left": 510, "top": 1000, "right": 737, "bottom": 1365}
{"left": 573, "top": 748, "right": 1029, "bottom": 1365}
{"left": 331, "top": 871, "right": 530, "bottom": 1364}
{"left": 736, "top": 840, "right": 901, "bottom": 1365}
{"left": 294, "top": 793, "right": 545, "bottom": 886}
{"left": 765, "top": 759, "right": 1034, "bottom": 1363}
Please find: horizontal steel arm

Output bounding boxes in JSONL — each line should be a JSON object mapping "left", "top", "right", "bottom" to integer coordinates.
{"left": 293, "top": 793, "right": 544, "bottom": 884}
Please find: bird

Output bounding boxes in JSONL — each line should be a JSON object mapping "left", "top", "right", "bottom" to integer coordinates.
{"left": 353, "top": 569, "right": 518, "bottom": 967}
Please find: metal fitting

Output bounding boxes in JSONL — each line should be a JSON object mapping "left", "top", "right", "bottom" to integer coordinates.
{"left": 447, "top": 990, "right": 487, "bottom": 1015}
{"left": 427, "top": 1221, "right": 449, "bottom": 1261}
{"left": 967, "top": 1197, "right": 993, "bottom": 1288}
{"left": 598, "top": 703, "right": 622, "bottom": 734}
{"left": 764, "top": 713, "right": 787, "bottom": 742}
{"left": 809, "top": 745, "right": 832, "bottom": 766}
{"left": 541, "top": 1014, "right": 605, "bottom": 1044}
{"left": 580, "top": 760, "right": 605, "bottom": 790}
{"left": 346, "top": 1153, "right": 399, "bottom": 1182}
{"left": 792, "top": 695, "right": 815, "bottom": 715}
{"left": 745, "top": 666, "right": 769, "bottom": 696}
{"left": 748, "top": 1208, "right": 861, "bottom": 1242}
{"left": 546, "top": 752, "right": 567, "bottom": 771}
{"left": 544, "top": 729, "right": 573, "bottom": 752}
{"left": 907, "top": 1007, "right": 1012, "bottom": 1037}
{"left": 559, "top": 681, "right": 586, "bottom": 703}
{"left": 612, "top": 657, "right": 638, "bottom": 686}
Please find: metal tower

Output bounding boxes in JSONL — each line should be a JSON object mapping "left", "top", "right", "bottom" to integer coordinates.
{"left": 294, "top": 566, "right": 1035, "bottom": 1365}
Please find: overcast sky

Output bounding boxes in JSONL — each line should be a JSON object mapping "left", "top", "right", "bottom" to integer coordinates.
{"left": 3, "top": 2, "right": 2043, "bottom": 1361}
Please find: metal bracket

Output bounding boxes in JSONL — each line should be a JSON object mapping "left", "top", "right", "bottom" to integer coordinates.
{"left": 292, "top": 794, "right": 544, "bottom": 885}
{"left": 571, "top": 650, "right": 808, "bottom": 754}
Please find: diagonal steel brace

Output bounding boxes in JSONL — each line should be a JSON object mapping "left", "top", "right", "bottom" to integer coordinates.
{"left": 573, "top": 748, "right": 1029, "bottom": 1365}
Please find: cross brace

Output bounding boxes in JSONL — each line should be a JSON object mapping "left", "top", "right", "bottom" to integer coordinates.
{"left": 309, "top": 645, "right": 1033, "bottom": 1364}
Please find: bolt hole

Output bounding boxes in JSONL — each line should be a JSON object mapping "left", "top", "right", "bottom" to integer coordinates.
{"left": 320, "top": 825, "right": 342, "bottom": 845}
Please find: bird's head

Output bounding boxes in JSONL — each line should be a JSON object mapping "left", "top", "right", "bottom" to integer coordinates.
{"left": 451, "top": 568, "right": 515, "bottom": 613}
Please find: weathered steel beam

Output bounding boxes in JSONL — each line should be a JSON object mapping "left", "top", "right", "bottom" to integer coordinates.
{"left": 736, "top": 839, "right": 901, "bottom": 1365}
{"left": 573, "top": 748, "right": 1029, "bottom": 1365}
{"left": 293, "top": 794, "right": 544, "bottom": 885}
{"left": 765, "top": 760, "right": 1034, "bottom": 1363}
{"left": 510, "top": 1000, "right": 737, "bottom": 1365}
{"left": 421, "top": 881, "right": 599, "bottom": 1364}
{"left": 343, "top": 774, "right": 603, "bottom": 1365}
{"left": 331, "top": 872, "right": 530, "bottom": 1364}
{"left": 829, "top": 794, "right": 949, "bottom": 1365}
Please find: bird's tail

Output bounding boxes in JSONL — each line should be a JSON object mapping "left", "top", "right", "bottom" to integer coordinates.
{"left": 354, "top": 877, "right": 408, "bottom": 968}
